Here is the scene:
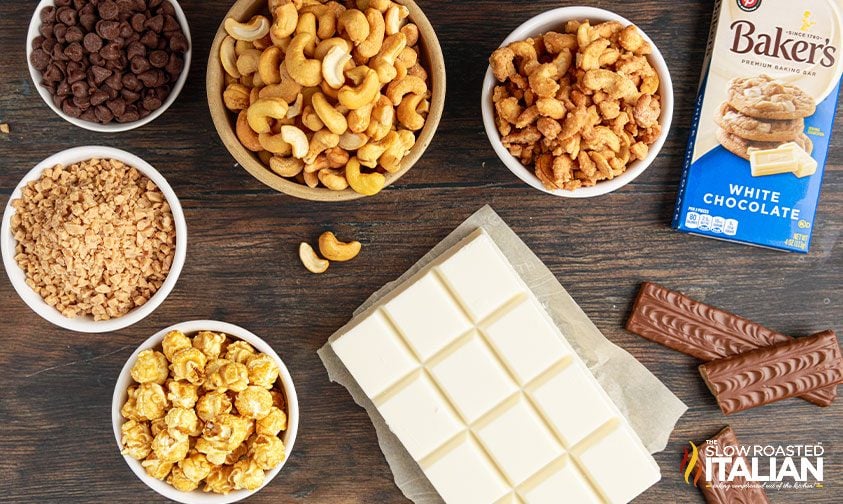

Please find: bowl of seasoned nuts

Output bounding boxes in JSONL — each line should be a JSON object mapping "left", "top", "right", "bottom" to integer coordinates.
{"left": 0, "top": 146, "right": 187, "bottom": 333}
{"left": 26, "top": 0, "right": 192, "bottom": 132}
{"left": 481, "top": 7, "right": 673, "bottom": 197}
{"left": 207, "top": 0, "right": 445, "bottom": 200}
{"left": 112, "top": 320, "right": 299, "bottom": 503}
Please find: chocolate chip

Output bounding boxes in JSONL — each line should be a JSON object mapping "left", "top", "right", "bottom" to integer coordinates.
{"left": 72, "top": 94, "right": 91, "bottom": 110}
{"left": 119, "top": 21, "right": 134, "bottom": 39}
{"left": 43, "top": 63, "right": 64, "bottom": 82}
{"left": 149, "top": 0, "right": 164, "bottom": 8}
{"left": 106, "top": 98, "right": 126, "bottom": 116}
{"left": 56, "top": 7, "right": 77, "bottom": 26}
{"left": 95, "top": 105, "right": 114, "bottom": 123}
{"left": 137, "top": 69, "right": 160, "bottom": 87}
{"left": 160, "top": 2, "right": 175, "bottom": 16}
{"left": 126, "top": 41, "right": 145, "bottom": 60}
{"left": 80, "top": 108, "right": 98, "bottom": 122}
{"left": 165, "top": 53, "right": 182, "bottom": 76}
{"left": 116, "top": 0, "right": 135, "bottom": 17}
{"left": 140, "top": 30, "right": 158, "bottom": 48}
{"left": 71, "top": 80, "right": 88, "bottom": 97}
{"left": 65, "top": 26, "right": 83, "bottom": 43}
{"left": 144, "top": 14, "right": 164, "bottom": 33}
{"left": 57, "top": 80, "right": 71, "bottom": 96}
{"left": 30, "top": 49, "right": 51, "bottom": 71}
{"left": 79, "top": 3, "right": 95, "bottom": 16}
{"left": 104, "top": 72, "right": 123, "bottom": 91}
{"left": 163, "top": 15, "right": 179, "bottom": 33}
{"left": 54, "top": 24, "right": 69, "bottom": 43}
{"left": 98, "top": 0, "right": 119, "bottom": 20}
{"left": 55, "top": 0, "right": 71, "bottom": 6}
{"left": 91, "top": 89, "right": 110, "bottom": 106}
{"left": 122, "top": 73, "right": 140, "bottom": 90}
{"left": 91, "top": 65, "right": 113, "bottom": 85}
{"left": 153, "top": 85, "right": 170, "bottom": 101}
{"left": 62, "top": 100, "right": 82, "bottom": 117}
{"left": 148, "top": 50, "right": 168, "bottom": 68}
{"left": 141, "top": 95, "right": 162, "bottom": 111}
{"left": 32, "top": 35, "right": 45, "bottom": 51}
{"left": 130, "top": 13, "right": 146, "bottom": 32}
{"left": 169, "top": 32, "right": 188, "bottom": 53}
{"left": 42, "top": 38, "right": 57, "bottom": 53}
{"left": 97, "top": 20, "right": 121, "bottom": 40}
{"left": 67, "top": 66, "right": 87, "bottom": 84}
{"left": 64, "top": 42, "right": 84, "bottom": 62}
{"left": 101, "top": 42, "right": 121, "bottom": 60}
{"left": 80, "top": 13, "right": 97, "bottom": 32}
{"left": 40, "top": 6, "right": 57, "bottom": 23}
{"left": 89, "top": 52, "right": 105, "bottom": 67}
{"left": 130, "top": 56, "right": 150, "bottom": 74}
{"left": 72, "top": 0, "right": 86, "bottom": 10}
{"left": 83, "top": 33, "right": 103, "bottom": 52}
{"left": 121, "top": 89, "right": 141, "bottom": 104}
{"left": 39, "top": 23, "right": 54, "bottom": 39}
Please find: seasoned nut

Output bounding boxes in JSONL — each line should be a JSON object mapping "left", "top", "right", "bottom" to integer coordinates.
{"left": 318, "top": 231, "right": 361, "bottom": 262}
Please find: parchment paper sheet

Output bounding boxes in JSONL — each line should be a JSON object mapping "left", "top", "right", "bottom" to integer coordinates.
{"left": 318, "top": 205, "right": 687, "bottom": 503}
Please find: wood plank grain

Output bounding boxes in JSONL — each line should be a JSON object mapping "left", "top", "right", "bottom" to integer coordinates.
{"left": 0, "top": 0, "right": 840, "bottom": 503}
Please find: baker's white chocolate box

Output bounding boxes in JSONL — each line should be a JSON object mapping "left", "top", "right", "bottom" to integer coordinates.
{"left": 331, "top": 229, "right": 660, "bottom": 504}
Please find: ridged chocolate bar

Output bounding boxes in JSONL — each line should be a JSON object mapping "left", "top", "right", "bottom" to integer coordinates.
{"left": 699, "top": 331, "right": 843, "bottom": 415}
{"left": 696, "top": 426, "right": 770, "bottom": 504}
{"left": 625, "top": 282, "right": 837, "bottom": 406}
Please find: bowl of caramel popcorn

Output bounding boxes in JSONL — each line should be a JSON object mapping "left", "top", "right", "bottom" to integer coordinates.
{"left": 481, "top": 7, "right": 674, "bottom": 197}
{"left": 111, "top": 320, "right": 298, "bottom": 503}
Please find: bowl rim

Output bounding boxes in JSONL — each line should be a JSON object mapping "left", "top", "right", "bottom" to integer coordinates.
{"left": 110, "top": 320, "right": 300, "bottom": 504}
{"left": 0, "top": 146, "right": 187, "bottom": 333}
{"left": 25, "top": 0, "right": 193, "bottom": 133}
{"left": 480, "top": 6, "right": 674, "bottom": 198}
{"left": 205, "top": 0, "right": 445, "bottom": 201}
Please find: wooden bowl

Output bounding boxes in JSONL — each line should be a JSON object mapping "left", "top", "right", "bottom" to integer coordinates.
{"left": 207, "top": 0, "right": 445, "bottom": 201}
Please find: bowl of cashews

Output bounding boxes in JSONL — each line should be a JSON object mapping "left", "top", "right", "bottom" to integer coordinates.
{"left": 207, "top": 0, "right": 445, "bottom": 201}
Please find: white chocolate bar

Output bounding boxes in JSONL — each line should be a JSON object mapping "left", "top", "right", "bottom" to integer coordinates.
{"left": 331, "top": 230, "right": 661, "bottom": 504}
{"left": 794, "top": 149, "right": 818, "bottom": 178}
{"left": 749, "top": 142, "right": 801, "bottom": 177}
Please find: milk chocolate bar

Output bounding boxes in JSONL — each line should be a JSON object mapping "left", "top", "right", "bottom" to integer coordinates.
{"left": 625, "top": 282, "right": 837, "bottom": 406}
{"left": 699, "top": 331, "right": 843, "bottom": 415}
{"left": 695, "top": 426, "right": 770, "bottom": 504}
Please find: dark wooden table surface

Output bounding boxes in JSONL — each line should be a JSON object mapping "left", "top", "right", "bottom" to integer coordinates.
{"left": 1, "top": 0, "right": 841, "bottom": 503}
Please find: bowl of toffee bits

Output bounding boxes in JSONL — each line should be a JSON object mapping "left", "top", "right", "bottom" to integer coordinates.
{"left": 26, "top": 0, "right": 191, "bottom": 132}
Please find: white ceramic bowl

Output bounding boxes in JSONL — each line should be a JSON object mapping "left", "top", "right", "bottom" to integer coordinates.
{"left": 112, "top": 320, "right": 299, "bottom": 504}
{"left": 0, "top": 146, "right": 187, "bottom": 333}
{"left": 481, "top": 7, "right": 674, "bottom": 198}
{"left": 26, "top": 0, "right": 192, "bottom": 133}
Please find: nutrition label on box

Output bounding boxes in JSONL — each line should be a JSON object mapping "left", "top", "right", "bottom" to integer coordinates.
{"left": 684, "top": 210, "right": 738, "bottom": 236}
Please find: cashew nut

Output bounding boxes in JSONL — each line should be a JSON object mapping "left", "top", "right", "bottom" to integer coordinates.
{"left": 370, "top": 33, "right": 407, "bottom": 83}
{"left": 301, "top": 1, "right": 345, "bottom": 40}
{"left": 246, "top": 98, "right": 289, "bottom": 134}
{"left": 318, "top": 231, "right": 361, "bottom": 261}
{"left": 304, "top": 129, "right": 340, "bottom": 164}
{"left": 236, "top": 111, "right": 263, "bottom": 152}
{"left": 325, "top": 146, "right": 350, "bottom": 168}
{"left": 285, "top": 33, "right": 323, "bottom": 87}
{"left": 338, "top": 9, "right": 370, "bottom": 45}
{"left": 338, "top": 67, "right": 380, "bottom": 110}
{"left": 322, "top": 46, "right": 352, "bottom": 89}
{"left": 223, "top": 83, "right": 250, "bottom": 111}
{"left": 380, "top": 129, "right": 415, "bottom": 172}
{"left": 220, "top": 36, "right": 240, "bottom": 78}
{"left": 305, "top": 154, "right": 330, "bottom": 173}
{"left": 346, "top": 100, "right": 372, "bottom": 133}
{"left": 303, "top": 169, "right": 319, "bottom": 188}
{"left": 225, "top": 16, "right": 271, "bottom": 41}
{"left": 339, "top": 131, "right": 369, "bottom": 150}
{"left": 281, "top": 125, "right": 310, "bottom": 159}
{"left": 358, "top": 0, "right": 390, "bottom": 12}
{"left": 269, "top": 156, "right": 304, "bottom": 177}
{"left": 355, "top": 8, "right": 385, "bottom": 60}
{"left": 366, "top": 95, "right": 394, "bottom": 141}
{"left": 296, "top": 11, "right": 318, "bottom": 45}
{"left": 400, "top": 23, "right": 419, "bottom": 46}
{"left": 386, "top": 75, "right": 427, "bottom": 106}
{"left": 299, "top": 242, "right": 329, "bottom": 274}
{"left": 286, "top": 93, "right": 304, "bottom": 118}
{"left": 236, "top": 49, "right": 261, "bottom": 76}
{"left": 271, "top": 3, "right": 298, "bottom": 40}
{"left": 346, "top": 156, "right": 385, "bottom": 196}
{"left": 258, "top": 150, "right": 273, "bottom": 165}
{"left": 312, "top": 92, "right": 348, "bottom": 135}
{"left": 384, "top": 4, "right": 409, "bottom": 35}
{"left": 258, "top": 46, "right": 283, "bottom": 85}
{"left": 357, "top": 130, "right": 396, "bottom": 167}
{"left": 318, "top": 168, "right": 350, "bottom": 191}
{"left": 315, "top": 37, "right": 353, "bottom": 60}
{"left": 396, "top": 93, "right": 425, "bottom": 131}
{"left": 302, "top": 105, "right": 325, "bottom": 131}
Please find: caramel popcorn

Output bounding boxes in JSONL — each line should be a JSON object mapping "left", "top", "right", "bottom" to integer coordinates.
{"left": 152, "top": 428, "right": 190, "bottom": 463}
{"left": 235, "top": 386, "right": 273, "bottom": 420}
{"left": 246, "top": 353, "right": 280, "bottom": 389}
{"left": 230, "top": 458, "right": 265, "bottom": 491}
{"left": 165, "top": 407, "right": 202, "bottom": 437}
{"left": 489, "top": 20, "right": 662, "bottom": 190}
{"left": 120, "top": 328, "right": 289, "bottom": 494}
{"left": 120, "top": 420, "right": 153, "bottom": 460}
{"left": 205, "top": 359, "right": 249, "bottom": 393}
{"left": 142, "top": 453, "right": 174, "bottom": 481}
{"left": 168, "top": 466, "right": 199, "bottom": 492}
{"left": 162, "top": 330, "right": 192, "bottom": 361}
{"left": 225, "top": 341, "right": 256, "bottom": 364}
{"left": 193, "top": 331, "right": 227, "bottom": 360}
{"left": 135, "top": 383, "right": 169, "bottom": 421}
{"left": 256, "top": 406, "right": 288, "bottom": 437}
{"left": 166, "top": 380, "right": 199, "bottom": 409}
{"left": 131, "top": 350, "right": 169, "bottom": 385}
{"left": 250, "top": 434, "right": 286, "bottom": 470}
{"left": 170, "top": 347, "right": 207, "bottom": 385}
{"left": 195, "top": 391, "right": 234, "bottom": 422}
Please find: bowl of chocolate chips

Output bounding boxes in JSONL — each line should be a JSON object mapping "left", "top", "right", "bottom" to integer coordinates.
{"left": 26, "top": 0, "right": 191, "bottom": 132}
